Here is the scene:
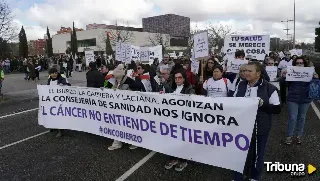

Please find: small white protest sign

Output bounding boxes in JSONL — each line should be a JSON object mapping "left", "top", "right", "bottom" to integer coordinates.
{"left": 131, "top": 45, "right": 140, "bottom": 62}
{"left": 191, "top": 60, "right": 200, "bottom": 75}
{"left": 286, "top": 66, "right": 315, "bottom": 82}
{"left": 149, "top": 45, "right": 163, "bottom": 64}
{"left": 194, "top": 31, "right": 209, "bottom": 59}
{"left": 85, "top": 50, "right": 95, "bottom": 66}
{"left": 226, "top": 59, "right": 249, "bottom": 73}
{"left": 266, "top": 66, "right": 278, "bottom": 82}
{"left": 140, "top": 47, "right": 149, "bottom": 63}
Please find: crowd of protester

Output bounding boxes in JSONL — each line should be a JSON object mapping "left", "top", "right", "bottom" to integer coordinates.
{"left": 2, "top": 49, "right": 319, "bottom": 181}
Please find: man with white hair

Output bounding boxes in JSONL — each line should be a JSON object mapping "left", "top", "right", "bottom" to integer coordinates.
{"left": 151, "top": 66, "right": 172, "bottom": 93}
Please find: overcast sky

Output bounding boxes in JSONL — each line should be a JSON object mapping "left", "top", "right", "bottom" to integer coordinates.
{"left": 8, "top": 0, "right": 320, "bottom": 43}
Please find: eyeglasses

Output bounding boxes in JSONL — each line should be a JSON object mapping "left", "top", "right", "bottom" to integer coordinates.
{"left": 175, "top": 76, "right": 183, "bottom": 80}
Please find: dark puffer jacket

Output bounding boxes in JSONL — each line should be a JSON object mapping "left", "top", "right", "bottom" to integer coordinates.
{"left": 287, "top": 81, "right": 313, "bottom": 103}
{"left": 234, "top": 79, "right": 280, "bottom": 135}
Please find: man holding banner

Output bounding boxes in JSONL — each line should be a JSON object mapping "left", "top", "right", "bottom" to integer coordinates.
{"left": 232, "top": 62, "right": 281, "bottom": 181}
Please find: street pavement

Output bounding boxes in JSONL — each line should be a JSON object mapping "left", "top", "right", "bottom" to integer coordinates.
{"left": 0, "top": 74, "right": 319, "bottom": 181}
{"left": 0, "top": 71, "right": 86, "bottom": 107}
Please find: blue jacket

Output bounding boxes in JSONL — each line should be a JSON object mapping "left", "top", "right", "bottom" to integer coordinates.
{"left": 287, "top": 80, "right": 313, "bottom": 103}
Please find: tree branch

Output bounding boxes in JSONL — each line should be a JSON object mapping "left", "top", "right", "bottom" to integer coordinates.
{"left": 0, "top": 1, "right": 17, "bottom": 41}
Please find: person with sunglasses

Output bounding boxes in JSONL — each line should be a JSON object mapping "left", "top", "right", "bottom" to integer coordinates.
{"left": 163, "top": 68, "right": 195, "bottom": 172}
{"left": 283, "top": 57, "right": 319, "bottom": 145}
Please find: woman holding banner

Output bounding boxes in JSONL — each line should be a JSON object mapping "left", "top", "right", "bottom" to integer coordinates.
{"left": 284, "top": 57, "right": 319, "bottom": 145}
{"left": 232, "top": 62, "right": 281, "bottom": 181}
{"left": 163, "top": 68, "right": 195, "bottom": 172}
{"left": 47, "top": 67, "right": 69, "bottom": 138}
{"left": 108, "top": 64, "right": 146, "bottom": 151}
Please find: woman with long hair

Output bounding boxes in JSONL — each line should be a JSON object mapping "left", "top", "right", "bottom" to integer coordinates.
{"left": 284, "top": 57, "right": 319, "bottom": 145}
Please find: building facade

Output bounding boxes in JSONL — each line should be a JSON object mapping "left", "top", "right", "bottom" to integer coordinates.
{"left": 142, "top": 14, "right": 190, "bottom": 37}
{"left": 56, "top": 27, "right": 84, "bottom": 35}
{"left": 52, "top": 29, "right": 171, "bottom": 54}
{"left": 86, "top": 23, "right": 143, "bottom": 32}
{"left": 86, "top": 23, "right": 109, "bottom": 30}
{"left": 28, "top": 39, "right": 46, "bottom": 56}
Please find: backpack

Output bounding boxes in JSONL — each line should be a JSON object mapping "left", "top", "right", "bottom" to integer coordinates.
{"left": 308, "top": 79, "right": 320, "bottom": 100}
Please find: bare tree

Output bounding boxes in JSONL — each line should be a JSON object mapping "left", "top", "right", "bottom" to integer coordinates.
{"left": 110, "top": 20, "right": 134, "bottom": 46}
{"left": 148, "top": 33, "right": 170, "bottom": 53}
{"left": 96, "top": 20, "right": 134, "bottom": 52}
{"left": 0, "top": 1, "right": 18, "bottom": 41}
{"left": 207, "top": 23, "right": 233, "bottom": 50}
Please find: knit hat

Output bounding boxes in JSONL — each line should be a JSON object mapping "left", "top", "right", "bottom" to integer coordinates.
{"left": 113, "top": 64, "right": 125, "bottom": 78}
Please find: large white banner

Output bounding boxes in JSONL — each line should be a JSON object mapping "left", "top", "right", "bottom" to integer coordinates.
{"left": 286, "top": 66, "right": 315, "bottom": 82}
{"left": 224, "top": 35, "right": 270, "bottom": 60}
{"left": 37, "top": 85, "right": 259, "bottom": 173}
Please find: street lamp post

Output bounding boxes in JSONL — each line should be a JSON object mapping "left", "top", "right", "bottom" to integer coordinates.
{"left": 281, "top": 19, "right": 294, "bottom": 50}
{"left": 293, "top": 0, "right": 296, "bottom": 49}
